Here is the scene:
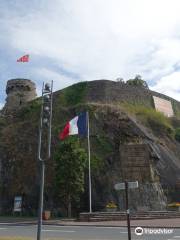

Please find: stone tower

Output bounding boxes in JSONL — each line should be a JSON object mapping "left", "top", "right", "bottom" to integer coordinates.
{"left": 4, "top": 78, "right": 37, "bottom": 112}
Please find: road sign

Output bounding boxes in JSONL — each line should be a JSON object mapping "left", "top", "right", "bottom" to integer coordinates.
{"left": 114, "top": 182, "right": 125, "bottom": 190}
{"left": 114, "top": 181, "right": 138, "bottom": 190}
{"left": 128, "top": 181, "right": 138, "bottom": 189}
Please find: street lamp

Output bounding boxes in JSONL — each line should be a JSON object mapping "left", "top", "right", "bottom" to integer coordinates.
{"left": 37, "top": 81, "right": 53, "bottom": 240}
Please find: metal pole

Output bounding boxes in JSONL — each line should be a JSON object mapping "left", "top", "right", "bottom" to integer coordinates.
{"left": 37, "top": 83, "right": 45, "bottom": 240}
{"left": 48, "top": 80, "right": 53, "bottom": 159}
{"left": 87, "top": 111, "right": 92, "bottom": 213}
{"left": 37, "top": 81, "right": 53, "bottom": 240}
{"left": 125, "top": 181, "right": 131, "bottom": 240}
{"left": 37, "top": 161, "right": 45, "bottom": 240}
{"left": 38, "top": 82, "right": 44, "bottom": 161}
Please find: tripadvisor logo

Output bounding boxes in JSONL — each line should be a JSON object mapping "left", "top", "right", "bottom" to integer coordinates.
{"left": 135, "top": 227, "right": 143, "bottom": 236}
{"left": 135, "top": 227, "right": 173, "bottom": 236}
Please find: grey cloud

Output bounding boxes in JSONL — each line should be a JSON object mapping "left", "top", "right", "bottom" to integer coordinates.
{"left": 1, "top": 0, "right": 180, "bottom": 100}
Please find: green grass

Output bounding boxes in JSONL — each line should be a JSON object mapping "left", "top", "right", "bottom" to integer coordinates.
{"left": 59, "top": 82, "right": 87, "bottom": 106}
{"left": 121, "top": 103, "right": 174, "bottom": 136}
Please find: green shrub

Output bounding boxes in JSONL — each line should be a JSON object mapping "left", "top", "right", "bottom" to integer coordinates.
{"left": 18, "top": 99, "right": 41, "bottom": 119}
{"left": 175, "top": 128, "right": 180, "bottom": 142}
{"left": 0, "top": 118, "right": 6, "bottom": 127}
{"left": 64, "top": 82, "right": 87, "bottom": 106}
{"left": 126, "top": 75, "right": 149, "bottom": 89}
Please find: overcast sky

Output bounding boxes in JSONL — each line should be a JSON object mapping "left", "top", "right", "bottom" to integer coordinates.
{"left": 1, "top": 0, "right": 180, "bottom": 108}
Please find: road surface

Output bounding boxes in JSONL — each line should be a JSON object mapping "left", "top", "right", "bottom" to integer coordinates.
{"left": 0, "top": 223, "right": 180, "bottom": 240}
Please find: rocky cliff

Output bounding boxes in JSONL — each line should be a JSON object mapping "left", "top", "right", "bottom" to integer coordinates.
{"left": 0, "top": 80, "right": 180, "bottom": 214}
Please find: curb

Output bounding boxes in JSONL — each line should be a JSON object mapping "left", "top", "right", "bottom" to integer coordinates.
{"left": 0, "top": 221, "right": 180, "bottom": 229}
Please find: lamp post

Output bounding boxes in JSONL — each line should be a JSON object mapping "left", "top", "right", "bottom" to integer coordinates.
{"left": 37, "top": 81, "right": 53, "bottom": 240}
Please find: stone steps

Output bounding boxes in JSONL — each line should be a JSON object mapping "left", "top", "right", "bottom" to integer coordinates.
{"left": 80, "top": 211, "right": 180, "bottom": 221}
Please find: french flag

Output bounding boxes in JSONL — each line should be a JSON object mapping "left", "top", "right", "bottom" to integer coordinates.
{"left": 59, "top": 112, "right": 87, "bottom": 140}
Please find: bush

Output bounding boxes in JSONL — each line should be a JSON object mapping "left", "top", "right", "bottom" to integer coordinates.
{"left": 18, "top": 99, "right": 41, "bottom": 119}
{"left": 126, "top": 75, "right": 149, "bottom": 89}
{"left": 175, "top": 128, "right": 180, "bottom": 142}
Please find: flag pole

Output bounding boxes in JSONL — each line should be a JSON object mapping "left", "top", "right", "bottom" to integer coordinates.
{"left": 87, "top": 111, "right": 92, "bottom": 213}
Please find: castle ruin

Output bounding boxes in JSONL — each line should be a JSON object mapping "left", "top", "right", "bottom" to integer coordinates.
{"left": 4, "top": 78, "right": 37, "bottom": 112}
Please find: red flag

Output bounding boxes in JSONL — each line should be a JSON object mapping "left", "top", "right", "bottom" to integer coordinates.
{"left": 17, "top": 54, "right": 29, "bottom": 62}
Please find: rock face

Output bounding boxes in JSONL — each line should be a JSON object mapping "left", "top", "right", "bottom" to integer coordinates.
{"left": 120, "top": 144, "right": 166, "bottom": 210}
{"left": 0, "top": 79, "right": 180, "bottom": 215}
{"left": 86, "top": 106, "right": 170, "bottom": 212}
{"left": 3, "top": 79, "right": 37, "bottom": 113}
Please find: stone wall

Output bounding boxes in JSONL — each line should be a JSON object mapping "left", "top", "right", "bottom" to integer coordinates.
{"left": 120, "top": 144, "right": 152, "bottom": 182}
{"left": 86, "top": 80, "right": 180, "bottom": 115}
{"left": 118, "top": 143, "right": 167, "bottom": 210}
{"left": 86, "top": 80, "right": 152, "bottom": 107}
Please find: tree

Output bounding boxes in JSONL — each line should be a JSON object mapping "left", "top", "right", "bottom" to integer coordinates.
{"left": 126, "top": 75, "right": 149, "bottom": 89}
{"left": 54, "top": 138, "right": 87, "bottom": 217}
{"left": 116, "top": 77, "right": 124, "bottom": 83}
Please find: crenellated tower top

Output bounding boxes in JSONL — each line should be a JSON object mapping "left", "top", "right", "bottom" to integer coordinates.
{"left": 4, "top": 78, "right": 37, "bottom": 112}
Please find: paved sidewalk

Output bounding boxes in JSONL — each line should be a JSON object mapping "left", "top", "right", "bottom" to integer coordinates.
{"left": 0, "top": 217, "right": 180, "bottom": 228}
{"left": 51, "top": 218, "right": 180, "bottom": 228}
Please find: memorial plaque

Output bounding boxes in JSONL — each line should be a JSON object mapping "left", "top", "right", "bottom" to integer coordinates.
{"left": 153, "top": 96, "right": 174, "bottom": 117}
{"left": 13, "top": 196, "right": 22, "bottom": 212}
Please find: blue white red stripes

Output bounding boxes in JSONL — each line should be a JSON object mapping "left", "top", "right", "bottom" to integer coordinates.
{"left": 59, "top": 112, "right": 87, "bottom": 140}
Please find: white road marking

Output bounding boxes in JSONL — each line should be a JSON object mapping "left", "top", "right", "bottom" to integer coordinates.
{"left": 44, "top": 239, "right": 73, "bottom": 240}
{"left": 44, "top": 225, "right": 123, "bottom": 229}
{"left": 173, "top": 237, "right": 180, "bottom": 239}
{"left": 0, "top": 223, "right": 36, "bottom": 226}
{"left": 92, "top": 226, "right": 126, "bottom": 229}
{"left": 42, "top": 229, "right": 75, "bottom": 233}
{"left": 43, "top": 225, "right": 81, "bottom": 228}
{"left": 0, "top": 223, "right": 12, "bottom": 225}
{"left": 0, "top": 228, "right": 7, "bottom": 230}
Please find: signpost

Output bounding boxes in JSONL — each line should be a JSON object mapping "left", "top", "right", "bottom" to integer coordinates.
{"left": 114, "top": 181, "right": 138, "bottom": 190}
{"left": 114, "top": 181, "right": 138, "bottom": 240}
{"left": 125, "top": 181, "right": 131, "bottom": 240}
